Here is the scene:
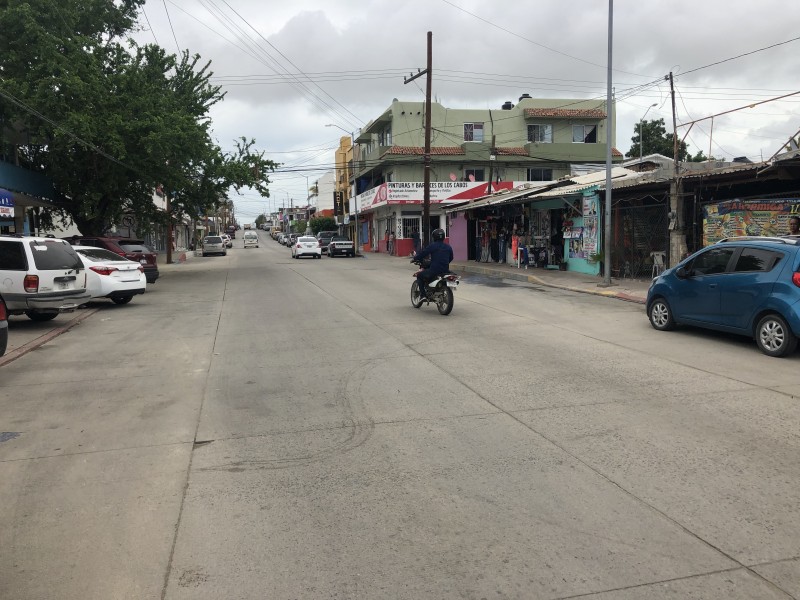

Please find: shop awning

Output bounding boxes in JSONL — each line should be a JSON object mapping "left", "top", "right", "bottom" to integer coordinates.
{"left": 444, "top": 182, "right": 554, "bottom": 213}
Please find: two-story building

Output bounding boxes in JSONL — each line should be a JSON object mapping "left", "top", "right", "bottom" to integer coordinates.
{"left": 336, "top": 95, "right": 622, "bottom": 256}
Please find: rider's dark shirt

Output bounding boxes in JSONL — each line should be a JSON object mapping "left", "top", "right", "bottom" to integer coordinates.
{"left": 416, "top": 241, "right": 453, "bottom": 274}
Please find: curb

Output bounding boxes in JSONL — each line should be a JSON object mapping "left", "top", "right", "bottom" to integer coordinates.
{"left": 453, "top": 263, "right": 646, "bottom": 305}
{"left": 0, "top": 308, "right": 99, "bottom": 368}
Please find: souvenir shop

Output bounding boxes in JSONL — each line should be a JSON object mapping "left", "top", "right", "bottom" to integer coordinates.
{"left": 454, "top": 190, "right": 601, "bottom": 275}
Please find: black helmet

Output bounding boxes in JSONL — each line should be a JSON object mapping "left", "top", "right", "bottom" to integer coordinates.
{"left": 432, "top": 228, "right": 445, "bottom": 241}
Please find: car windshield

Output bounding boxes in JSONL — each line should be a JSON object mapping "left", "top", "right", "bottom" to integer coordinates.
{"left": 27, "top": 240, "right": 83, "bottom": 270}
{"left": 331, "top": 236, "right": 349, "bottom": 241}
{"left": 118, "top": 242, "right": 150, "bottom": 253}
{"left": 298, "top": 237, "right": 317, "bottom": 242}
{"left": 205, "top": 237, "right": 222, "bottom": 243}
{"left": 76, "top": 248, "right": 131, "bottom": 262}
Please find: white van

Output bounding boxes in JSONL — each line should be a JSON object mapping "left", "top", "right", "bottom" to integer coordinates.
{"left": 243, "top": 231, "right": 259, "bottom": 248}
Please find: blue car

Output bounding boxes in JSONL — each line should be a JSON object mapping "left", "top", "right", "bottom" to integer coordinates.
{"left": 646, "top": 236, "right": 800, "bottom": 357}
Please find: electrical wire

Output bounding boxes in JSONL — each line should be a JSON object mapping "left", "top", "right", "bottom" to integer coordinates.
{"left": 162, "top": 0, "right": 181, "bottom": 54}
{"left": 142, "top": 7, "right": 160, "bottom": 46}
{"left": 677, "top": 35, "right": 800, "bottom": 78}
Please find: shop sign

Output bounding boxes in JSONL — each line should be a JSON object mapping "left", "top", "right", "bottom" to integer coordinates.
{"left": 356, "top": 181, "right": 524, "bottom": 209}
{"left": 0, "top": 189, "right": 14, "bottom": 217}
{"left": 703, "top": 198, "right": 800, "bottom": 245}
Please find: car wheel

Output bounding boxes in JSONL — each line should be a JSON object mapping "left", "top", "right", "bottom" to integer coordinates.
{"left": 755, "top": 313, "right": 798, "bottom": 357}
{"left": 112, "top": 296, "right": 133, "bottom": 305}
{"left": 26, "top": 310, "right": 58, "bottom": 322}
{"left": 648, "top": 297, "right": 675, "bottom": 331}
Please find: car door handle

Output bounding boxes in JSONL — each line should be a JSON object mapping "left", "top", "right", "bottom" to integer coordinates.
{"left": 708, "top": 283, "right": 718, "bottom": 289}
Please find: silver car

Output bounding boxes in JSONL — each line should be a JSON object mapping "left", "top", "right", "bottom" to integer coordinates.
{"left": 202, "top": 236, "right": 227, "bottom": 256}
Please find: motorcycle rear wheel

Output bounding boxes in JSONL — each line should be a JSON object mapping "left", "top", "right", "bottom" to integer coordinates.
{"left": 436, "top": 287, "right": 454, "bottom": 315}
{"left": 410, "top": 281, "right": 424, "bottom": 308}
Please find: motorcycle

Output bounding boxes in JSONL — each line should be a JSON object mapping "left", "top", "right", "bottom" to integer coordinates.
{"left": 410, "top": 257, "right": 461, "bottom": 315}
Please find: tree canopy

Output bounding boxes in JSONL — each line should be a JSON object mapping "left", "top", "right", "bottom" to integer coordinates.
{"left": 0, "top": 0, "right": 276, "bottom": 235}
{"left": 625, "top": 118, "right": 707, "bottom": 163}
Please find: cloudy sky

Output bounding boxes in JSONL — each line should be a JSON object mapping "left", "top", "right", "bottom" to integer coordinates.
{"left": 136, "top": 0, "right": 800, "bottom": 222}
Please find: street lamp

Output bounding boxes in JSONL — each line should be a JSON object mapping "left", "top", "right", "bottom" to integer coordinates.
{"left": 325, "top": 124, "right": 359, "bottom": 255}
{"left": 639, "top": 103, "right": 657, "bottom": 162}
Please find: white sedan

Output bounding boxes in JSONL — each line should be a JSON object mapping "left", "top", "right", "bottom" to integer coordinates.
{"left": 291, "top": 236, "right": 322, "bottom": 259}
{"left": 73, "top": 246, "right": 147, "bottom": 304}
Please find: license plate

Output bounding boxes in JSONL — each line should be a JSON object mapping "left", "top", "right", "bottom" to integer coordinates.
{"left": 140, "top": 259, "right": 147, "bottom": 264}
{"left": 57, "top": 282, "right": 70, "bottom": 290}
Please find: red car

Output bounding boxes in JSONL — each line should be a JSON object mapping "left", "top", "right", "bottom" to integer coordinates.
{"left": 66, "top": 237, "right": 159, "bottom": 283}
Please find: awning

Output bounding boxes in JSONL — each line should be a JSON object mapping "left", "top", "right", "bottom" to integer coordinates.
{"left": 445, "top": 183, "right": 554, "bottom": 213}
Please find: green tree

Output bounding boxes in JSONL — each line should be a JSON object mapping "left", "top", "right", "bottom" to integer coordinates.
{"left": 0, "top": 0, "right": 277, "bottom": 235}
{"left": 292, "top": 219, "right": 307, "bottom": 234}
{"left": 626, "top": 118, "right": 691, "bottom": 162}
{"left": 310, "top": 216, "right": 337, "bottom": 235}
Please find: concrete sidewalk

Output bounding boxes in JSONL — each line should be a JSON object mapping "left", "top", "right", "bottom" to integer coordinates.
{"left": 450, "top": 259, "right": 652, "bottom": 304}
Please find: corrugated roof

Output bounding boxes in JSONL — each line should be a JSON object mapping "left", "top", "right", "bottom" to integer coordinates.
{"left": 496, "top": 147, "right": 528, "bottom": 156}
{"left": 524, "top": 108, "right": 607, "bottom": 119}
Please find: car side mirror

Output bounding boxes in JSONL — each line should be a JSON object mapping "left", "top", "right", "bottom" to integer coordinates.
{"left": 676, "top": 266, "right": 690, "bottom": 278}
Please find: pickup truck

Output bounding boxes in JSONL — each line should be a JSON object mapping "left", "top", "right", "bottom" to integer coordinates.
{"left": 327, "top": 236, "right": 355, "bottom": 257}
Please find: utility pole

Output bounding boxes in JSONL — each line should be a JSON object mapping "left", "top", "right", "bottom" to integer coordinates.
{"left": 166, "top": 193, "right": 173, "bottom": 265}
{"left": 668, "top": 71, "right": 685, "bottom": 267}
{"left": 486, "top": 135, "right": 496, "bottom": 195}
{"left": 600, "top": 0, "right": 613, "bottom": 287}
{"left": 404, "top": 31, "right": 433, "bottom": 246}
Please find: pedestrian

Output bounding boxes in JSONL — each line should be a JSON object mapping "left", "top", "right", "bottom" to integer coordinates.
{"left": 789, "top": 215, "right": 800, "bottom": 235}
{"left": 388, "top": 231, "right": 396, "bottom": 255}
{"left": 384, "top": 229, "right": 390, "bottom": 253}
{"left": 412, "top": 227, "right": 421, "bottom": 253}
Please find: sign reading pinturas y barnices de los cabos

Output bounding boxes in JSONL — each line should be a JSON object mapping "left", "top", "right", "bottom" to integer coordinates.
{"left": 356, "top": 181, "right": 522, "bottom": 209}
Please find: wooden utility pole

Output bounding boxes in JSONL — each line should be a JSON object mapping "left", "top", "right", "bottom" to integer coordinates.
{"left": 405, "top": 32, "right": 433, "bottom": 246}
{"left": 166, "top": 193, "right": 173, "bottom": 265}
{"left": 486, "top": 135, "right": 496, "bottom": 195}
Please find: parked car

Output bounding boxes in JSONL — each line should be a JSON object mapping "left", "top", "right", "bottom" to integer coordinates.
{"left": 0, "top": 293, "right": 7, "bottom": 357}
{"left": 221, "top": 234, "right": 233, "bottom": 248}
{"left": 291, "top": 236, "right": 322, "bottom": 259}
{"left": 226, "top": 225, "right": 236, "bottom": 239}
{"left": 0, "top": 235, "right": 91, "bottom": 321}
{"left": 316, "top": 230, "right": 339, "bottom": 252}
{"left": 327, "top": 236, "right": 355, "bottom": 257}
{"left": 286, "top": 233, "right": 300, "bottom": 247}
{"left": 67, "top": 236, "right": 159, "bottom": 284}
{"left": 73, "top": 246, "right": 146, "bottom": 304}
{"left": 646, "top": 236, "right": 800, "bottom": 357}
{"left": 202, "top": 235, "right": 227, "bottom": 256}
{"left": 243, "top": 231, "right": 259, "bottom": 248}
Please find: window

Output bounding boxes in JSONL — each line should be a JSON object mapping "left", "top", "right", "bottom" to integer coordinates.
{"left": 464, "top": 169, "right": 484, "bottom": 182}
{"left": 379, "top": 126, "right": 392, "bottom": 146}
{"left": 734, "top": 248, "right": 783, "bottom": 272}
{"left": 0, "top": 241, "right": 26, "bottom": 270}
{"left": 689, "top": 248, "right": 734, "bottom": 275}
{"left": 385, "top": 171, "right": 394, "bottom": 182}
{"left": 527, "top": 124, "right": 552, "bottom": 143}
{"left": 27, "top": 241, "right": 82, "bottom": 270}
{"left": 527, "top": 168, "right": 553, "bottom": 181}
{"left": 464, "top": 122, "right": 484, "bottom": 142}
{"left": 572, "top": 125, "right": 597, "bottom": 143}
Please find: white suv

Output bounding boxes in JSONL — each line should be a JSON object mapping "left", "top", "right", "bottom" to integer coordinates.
{"left": 0, "top": 235, "right": 91, "bottom": 321}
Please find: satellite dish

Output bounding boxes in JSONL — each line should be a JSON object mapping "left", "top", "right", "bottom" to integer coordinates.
{"left": 449, "top": 173, "right": 457, "bottom": 182}
{"left": 468, "top": 174, "right": 475, "bottom": 182}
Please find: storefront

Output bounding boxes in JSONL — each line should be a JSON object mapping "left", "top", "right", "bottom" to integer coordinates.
{"left": 702, "top": 198, "right": 800, "bottom": 243}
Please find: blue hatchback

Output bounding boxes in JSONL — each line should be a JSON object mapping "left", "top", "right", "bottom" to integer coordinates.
{"left": 646, "top": 236, "right": 800, "bottom": 357}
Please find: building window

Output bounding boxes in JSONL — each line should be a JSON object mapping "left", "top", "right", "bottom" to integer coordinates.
{"left": 386, "top": 171, "right": 394, "bottom": 182}
{"left": 464, "top": 122, "right": 484, "bottom": 142}
{"left": 527, "top": 168, "right": 553, "bottom": 181}
{"left": 379, "top": 126, "right": 392, "bottom": 146}
{"left": 527, "top": 124, "right": 552, "bottom": 143}
{"left": 464, "top": 168, "right": 484, "bottom": 181}
{"left": 572, "top": 125, "right": 597, "bottom": 143}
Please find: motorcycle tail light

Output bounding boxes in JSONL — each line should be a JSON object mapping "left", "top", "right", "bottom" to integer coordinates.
{"left": 24, "top": 274, "right": 39, "bottom": 293}
{"left": 792, "top": 272, "right": 800, "bottom": 288}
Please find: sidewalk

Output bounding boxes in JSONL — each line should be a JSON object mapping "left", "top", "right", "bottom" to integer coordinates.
{"left": 450, "top": 259, "right": 651, "bottom": 304}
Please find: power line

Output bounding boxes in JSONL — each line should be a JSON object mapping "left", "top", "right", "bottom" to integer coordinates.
{"left": 162, "top": 0, "right": 181, "bottom": 54}
{"left": 678, "top": 35, "right": 800, "bottom": 78}
{"left": 142, "top": 7, "right": 160, "bottom": 46}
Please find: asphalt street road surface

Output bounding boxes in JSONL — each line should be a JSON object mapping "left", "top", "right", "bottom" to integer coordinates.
{"left": 2, "top": 230, "right": 799, "bottom": 599}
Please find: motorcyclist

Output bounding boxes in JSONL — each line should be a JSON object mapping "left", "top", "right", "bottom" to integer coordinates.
{"left": 413, "top": 228, "right": 454, "bottom": 299}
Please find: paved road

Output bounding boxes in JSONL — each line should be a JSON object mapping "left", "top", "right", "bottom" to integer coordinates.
{"left": 1, "top": 230, "right": 798, "bottom": 599}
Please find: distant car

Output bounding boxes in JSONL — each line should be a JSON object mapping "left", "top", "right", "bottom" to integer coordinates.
{"left": 202, "top": 236, "right": 227, "bottom": 256}
{"left": 646, "top": 236, "right": 800, "bottom": 357}
{"left": 0, "top": 293, "right": 7, "bottom": 357}
{"left": 67, "top": 236, "right": 159, "bottom": 284}
{"left": 316, "top": 230, "right": 339, "bottom": 252}
{"left": 327, "top": 236, "right": 355, "bottom": 257}
{"left": 0, "top": 235, "right": 91, "bottom": 321}
{"left": 291, "top": 236, "right": 322, "bottom": 259}
{"left": 221, "top": 234, "right": 233, "bottom": 248}
{"left": 286, "top": 233, "right": 300, "bottom": 247}
{"left": 243, "top": 231, "right": 259, "bottom": 248}
{"left": 226, "top": 226, "right": 236, "bottom": 239}
{"left": 73, "top": 246, "right": 146, "bottom": 305}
